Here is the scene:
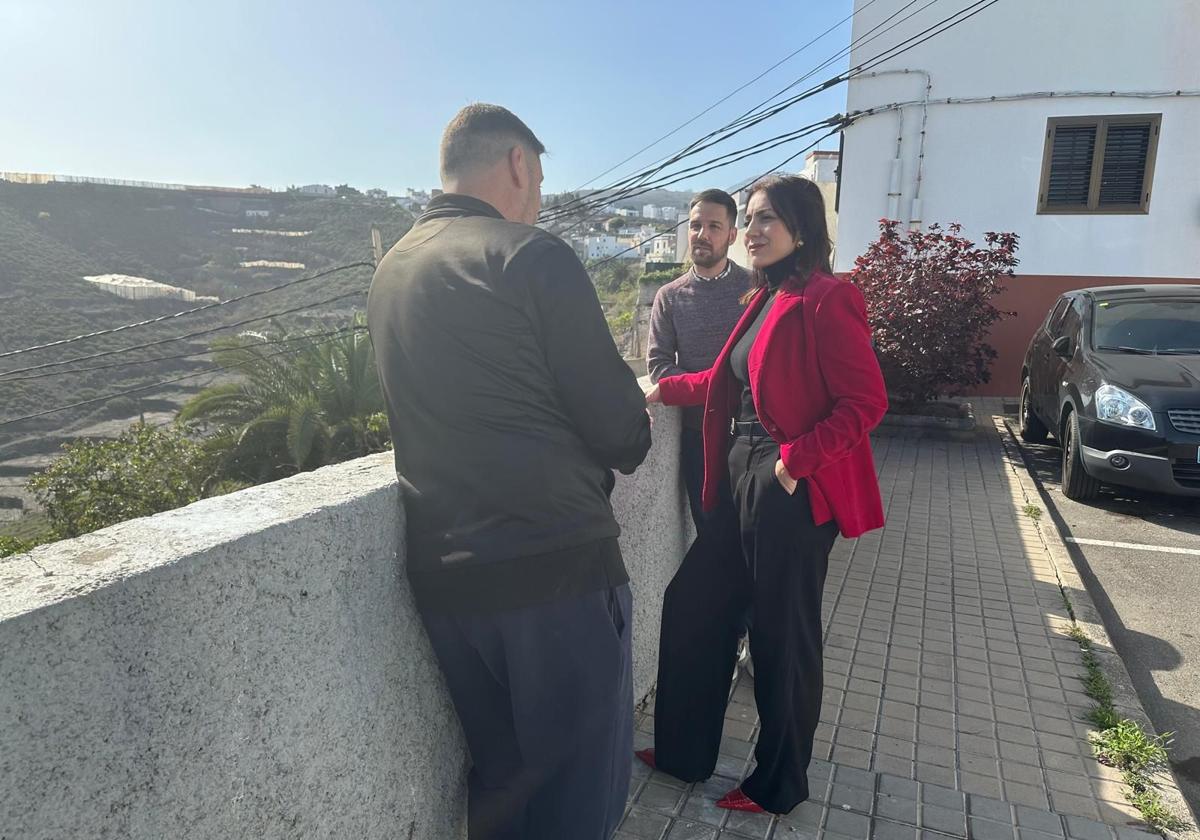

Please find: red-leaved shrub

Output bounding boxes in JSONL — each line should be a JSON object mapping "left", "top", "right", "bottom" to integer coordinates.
{"left": 850, "top": 220, "right": 1018, "bottom": 404}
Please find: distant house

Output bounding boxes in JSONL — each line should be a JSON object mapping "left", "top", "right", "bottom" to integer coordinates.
{"left": 584, "top": 235, "right": 621, "bottom": 260}
{"left": 366, "top": 188, "right": 388, "bottom": 199}
{"left": 649, "top": 234, "right": 676, "bottom": 260}
{"left": 835, "top": 0, "right": 1199, "bottom": 395}
{"left": 583, "top": 234, "right": 642, "bottom": 261}
{"left": 300, "top": 184, "right": 335, "bottom": 197}
{"left": 641, "top": 204, "right": 659, "bottom": 220}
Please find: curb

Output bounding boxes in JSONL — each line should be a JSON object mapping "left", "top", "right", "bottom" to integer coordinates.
{"left": 879, "top": 401, "right": 976, "bottom": 431}
{"left": 993, "top": 415, "right": 1198, "bottom": 839}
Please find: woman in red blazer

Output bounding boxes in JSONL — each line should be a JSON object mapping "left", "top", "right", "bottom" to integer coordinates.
{"left": 639, "top": 175, "right": 887, "bottom": 815}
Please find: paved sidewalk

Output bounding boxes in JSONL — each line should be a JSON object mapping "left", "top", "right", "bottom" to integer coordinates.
{"left": 619, "top": 417, "right": 1163, "bottom": 840}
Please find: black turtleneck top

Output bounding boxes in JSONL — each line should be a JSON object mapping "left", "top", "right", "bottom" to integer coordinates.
{"left": 729, "top": 263, "right": 791, "bottom": 423}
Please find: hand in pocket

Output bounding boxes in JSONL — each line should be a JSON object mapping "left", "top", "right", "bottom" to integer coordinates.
{"left": 774, "top": 458, "right": 798, "bottom": 495}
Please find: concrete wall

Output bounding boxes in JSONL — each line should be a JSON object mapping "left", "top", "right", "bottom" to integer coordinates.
{"left": 0, "top": 394, "right": 691, "bottom": 840}
{"left": 835, "top": 0, "right": 1200, "bottom": 277}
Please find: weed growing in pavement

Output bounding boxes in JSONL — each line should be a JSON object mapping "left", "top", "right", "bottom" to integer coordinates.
{"left": 1023, "top": 503, "right": 1043, "bottom": 521}
{"left": 1124, "top": 771, "right": 1188, "bottom": 834}
{"left": 1061, "top": 606, "right": 1188, "bottom": 833}
{"left": 1091, "top": 720, "right": 1172, "bottom": 774}
{"left": 1086, "top": 705, "right": 1122, "bottom": 731}
{"left": 1061, "top": 592, "right": 1077, "bottom": 621}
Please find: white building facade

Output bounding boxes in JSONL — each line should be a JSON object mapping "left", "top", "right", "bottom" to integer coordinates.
{"left": 836, "top": 0, "right": 1200, "bottom": 279}
{"left": 835, "top": 0, "right": 1200, "bottom": 395}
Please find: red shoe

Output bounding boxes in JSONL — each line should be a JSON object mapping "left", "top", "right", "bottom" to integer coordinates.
{"left": 716, "top": 787, "right": 766, "bottom": 813}
{"left": 634, "top": 748, "right": 656, "bottom": 769}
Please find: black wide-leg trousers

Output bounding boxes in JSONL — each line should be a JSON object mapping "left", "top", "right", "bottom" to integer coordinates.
{"left": 653, "top": 432, "right": 839, "bottom": 814}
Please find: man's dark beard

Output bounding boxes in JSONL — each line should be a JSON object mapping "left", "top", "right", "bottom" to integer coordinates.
{"left": 691, "top": 246, "right": 726, "bottom": 269}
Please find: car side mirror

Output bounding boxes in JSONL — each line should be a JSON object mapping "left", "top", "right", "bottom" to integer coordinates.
{"left": 1052, "top": 335, "right": 1073, "bottom": 358}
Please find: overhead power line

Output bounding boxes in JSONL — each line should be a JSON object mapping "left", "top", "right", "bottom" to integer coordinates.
{"left": 0, "top": 328, "right": 369, "bottom": 429}
{"left": 541, "top": 116, "right": 846, "bottom": 226}
{"left": 585, "top": 124, "right": 847, "bottom": 271}
{"left": 0, "top": 287, "right": 367, "bottom": 380}
{"left": 0, "top": 260, "right": 373, "bottom": 360}
{"left": 0, "top": 325, "right": 368, "bottom": 384}
{"left": 540, "top": 0, "right": 928, "bottom": 220}
{"left": 542, "top": 0, "right": 1001, "bottom": 225}
{"left": 569, "top": 0, "right": 885, "bottom": 193}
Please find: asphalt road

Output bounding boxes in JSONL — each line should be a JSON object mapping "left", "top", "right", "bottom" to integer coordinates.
{"left": 1006, "top": 417, "right": 1200, "bottom": 821}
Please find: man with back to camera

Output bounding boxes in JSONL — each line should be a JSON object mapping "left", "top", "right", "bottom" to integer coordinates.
{"left": 367, "top": 103, "right": 652, "bottom": 840}
{"left": 646, "top": 189, "right": 748, "bottom": 532}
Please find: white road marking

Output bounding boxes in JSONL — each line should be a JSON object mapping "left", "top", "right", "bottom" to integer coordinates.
{"left": 1066, "top": 537, "right": 1200, "bottom": 557}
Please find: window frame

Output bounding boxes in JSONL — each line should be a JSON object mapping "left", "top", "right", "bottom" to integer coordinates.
{"left": 1036, "top": 113, "right": 1161, "bottom": 215}
{"left": 1045, "top": 296, "right": 1072, "bottom": 335}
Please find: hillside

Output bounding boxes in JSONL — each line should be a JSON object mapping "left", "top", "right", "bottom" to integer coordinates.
{"left": 0, "top": 181, "right": 413, "bottom": 453}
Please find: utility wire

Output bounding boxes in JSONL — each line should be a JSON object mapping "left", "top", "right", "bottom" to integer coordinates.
{"left": 585, "top": 125, "right": 847, "bottom": 271}
{"left": 0, "top": 325, "right": 368, "bottom": 384}
{"left": 0, "top": 288, "right": 367, "bottom": 380}
{"left": 0, "top": 261, "right": 373, "bottom": 360}
{"left": 569, "top": 0, "right": 885, "bottom": 192}
{"left": 541, "top": 117, "right": 843, "bottom": 226}
{"left": 539, "top": 0, "right": 931, "bottom": 221}
{"left": 542, "top": 0, "right": 998, "bottom": 224}
{"left": 0, "top": 328, "right": 368, "bottom": 428}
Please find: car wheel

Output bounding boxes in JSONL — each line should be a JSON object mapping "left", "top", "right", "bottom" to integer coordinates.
{"left": 1061, "top": 410, "right": 1101, "bottom": 501}
{"left": 1019, "top": 378, "right": 1049, "bottom": 443}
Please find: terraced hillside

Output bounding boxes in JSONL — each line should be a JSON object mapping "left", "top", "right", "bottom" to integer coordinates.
{"left": 0, "top": 181, "right": 413, "bottom": 457}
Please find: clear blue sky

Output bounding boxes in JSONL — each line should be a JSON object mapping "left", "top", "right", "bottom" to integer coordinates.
{"left": 1, "top": 0, "right": 855, "bottom": 196}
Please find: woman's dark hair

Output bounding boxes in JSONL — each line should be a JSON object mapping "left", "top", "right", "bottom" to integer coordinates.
{"left": 741, "top": 174, "right": 833, "bottom": 302}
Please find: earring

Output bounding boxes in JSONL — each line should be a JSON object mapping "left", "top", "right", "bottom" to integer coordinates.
{"left": 795, "top": 239, "right": 805, "bottom": 249}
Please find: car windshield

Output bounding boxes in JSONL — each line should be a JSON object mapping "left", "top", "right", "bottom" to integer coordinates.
{"left": 1092, "top": 297, "right": 1200, "bottom": 354}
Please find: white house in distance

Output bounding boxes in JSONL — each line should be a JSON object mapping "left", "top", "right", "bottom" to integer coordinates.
{"left": 836, "top": 0, "right": 1200, "bottom": 395}
{"left": 299, "top": 184, "right": 335, "bottom": 197}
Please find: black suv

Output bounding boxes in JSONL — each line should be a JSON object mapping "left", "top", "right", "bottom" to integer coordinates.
{"left": 1019, "top": 285, "right": 1200, "bottom": 500}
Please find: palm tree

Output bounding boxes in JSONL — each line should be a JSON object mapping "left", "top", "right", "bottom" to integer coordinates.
{"left": 179, "top": 315, "right": 389, "bottom": 485}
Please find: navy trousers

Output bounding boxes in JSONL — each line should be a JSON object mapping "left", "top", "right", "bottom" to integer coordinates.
{"left": 421, "top": 583, "right": 634, "bottom": 840}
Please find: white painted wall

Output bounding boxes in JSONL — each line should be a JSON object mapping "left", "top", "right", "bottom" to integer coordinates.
{"left": 835, "top": 0, "right": 1200, "bottom": 278}
{"left": 802, "top": 152, "right": 839, "bottom": 184}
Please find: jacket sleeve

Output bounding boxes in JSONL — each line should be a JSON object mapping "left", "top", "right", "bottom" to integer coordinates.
{"left": 779, "top": 282, "right": 888, "bottom": 478}
{"left": 524, "top": 238, "right": 652, "bottom": 474}
{"left": 657, "top": 367, "right": 712, "bottom": 407}
{"left": 646, "top": 287, "right": 686, "bottom": 383}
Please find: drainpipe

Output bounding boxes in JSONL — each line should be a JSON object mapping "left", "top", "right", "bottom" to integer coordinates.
{"left": 909, "top": 71, "right": 933, "bottom": 230}
{"left": 887, "top": 155, "right": 903, "bottom": 222}
{"left": 854, "top": 69, "right": 933, "bottom": 228}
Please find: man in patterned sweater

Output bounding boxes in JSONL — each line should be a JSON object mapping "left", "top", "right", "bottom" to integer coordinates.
{"left": 646, "top": 189, "right": 749, "bottom": 530}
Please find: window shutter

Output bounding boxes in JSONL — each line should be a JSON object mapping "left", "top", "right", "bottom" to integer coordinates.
{"left": 1045, "top": 124, "right": 1096, "bottom": 206}
{"left": 1098, "top": 122, "right": 1152, "bottom": 206}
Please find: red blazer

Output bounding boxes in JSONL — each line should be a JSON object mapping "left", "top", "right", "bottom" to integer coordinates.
{"left": 658, "top": 270, "right": 888, "bottom": 538}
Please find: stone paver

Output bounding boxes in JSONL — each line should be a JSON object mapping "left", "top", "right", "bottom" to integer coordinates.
{"left": 623, "top": 420, "right": 1161, "bottom": 839}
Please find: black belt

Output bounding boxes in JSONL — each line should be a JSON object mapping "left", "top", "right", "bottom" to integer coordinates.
{"left": 730, "top": 419, "right": 771, "bottom": 437}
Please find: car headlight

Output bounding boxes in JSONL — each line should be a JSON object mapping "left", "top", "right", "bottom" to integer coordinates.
{"left": 1095, "top": 384, "right": 1156, "bottom": 431}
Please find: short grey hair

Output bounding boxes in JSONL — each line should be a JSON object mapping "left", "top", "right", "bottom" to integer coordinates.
{"left": 440, "top": 103, "right": 546, "bottom": 179}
